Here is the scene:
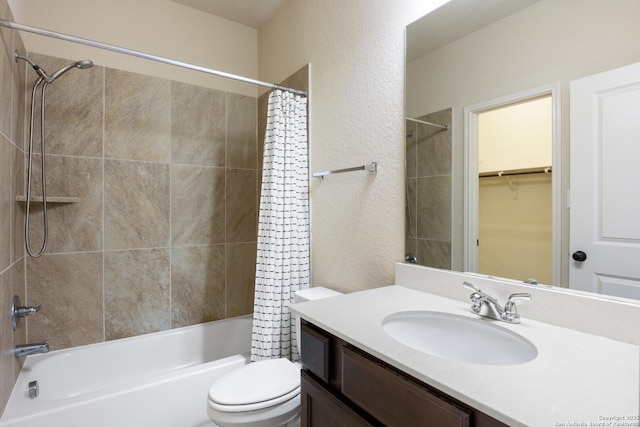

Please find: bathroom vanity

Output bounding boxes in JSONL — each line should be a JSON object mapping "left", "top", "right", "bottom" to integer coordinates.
{"left": 300, "top": 320, "right": 506, "bottom": 426}
{"left": 290, "top": 264, "right": 640, "bottom": 426}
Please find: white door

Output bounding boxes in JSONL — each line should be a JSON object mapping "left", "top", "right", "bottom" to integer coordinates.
{"left": 570, "top": 62, "right": 640, "bottom": 299}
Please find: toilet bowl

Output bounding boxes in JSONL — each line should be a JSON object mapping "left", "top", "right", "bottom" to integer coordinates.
{"left": 207, "top": 287, "right": 342, "bottom": 427}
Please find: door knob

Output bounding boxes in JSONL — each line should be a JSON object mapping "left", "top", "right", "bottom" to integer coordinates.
{"left": 572, "top": 251, "right": 587, "bottom": 262}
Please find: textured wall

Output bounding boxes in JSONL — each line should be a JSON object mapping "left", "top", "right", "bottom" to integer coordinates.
{"left": 22, "top": 53, "right": 259, "bottom": 350}
{"left": 258, "top": 0, "right": 448, "bottom": 293}
{"left": 0, "top": 0, "right": 27, "bottom": 414}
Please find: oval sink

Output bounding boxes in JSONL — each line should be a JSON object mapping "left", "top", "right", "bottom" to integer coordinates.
{"left": 382, "top": 311, "right": 537, "bottom": 366}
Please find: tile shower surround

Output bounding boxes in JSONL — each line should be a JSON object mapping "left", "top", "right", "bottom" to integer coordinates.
{"left": 0, "top": 8, "right": 308, "bottom": 411}
{"left": 20, "top": 53, "right": 261, "bottom": 351}
{"left": 0, "top": 0, "right": 28, "bottom": 414}
{"left": 405, "top": 108, "right": 453, "bottom": 270}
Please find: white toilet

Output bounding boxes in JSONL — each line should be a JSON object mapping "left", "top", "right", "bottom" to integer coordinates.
{"left": 207, "top": 287, "right": 342, "bottom": 427}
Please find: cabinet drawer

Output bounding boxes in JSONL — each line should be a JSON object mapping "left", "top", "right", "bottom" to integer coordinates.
{"left": 300, "top": 322, "right": 330, "bottom": 382}
{"left": 341, "top": 346, "right": 470, "bottom": 427}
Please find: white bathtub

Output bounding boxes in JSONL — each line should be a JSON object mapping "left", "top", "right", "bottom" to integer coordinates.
{"left": 0, "top": 315, "right": 252, "bottom": 427}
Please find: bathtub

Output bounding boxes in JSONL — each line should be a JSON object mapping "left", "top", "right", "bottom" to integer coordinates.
{"left": 0, "top": 315, "right": 252, "bottom": 427}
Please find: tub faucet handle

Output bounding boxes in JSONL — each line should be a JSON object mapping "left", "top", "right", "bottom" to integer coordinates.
{"left": 15, "top": 304, "right": 41, "bottom": 317}
{"left": 11, "top": 295, "right": 42, "bottom": 331}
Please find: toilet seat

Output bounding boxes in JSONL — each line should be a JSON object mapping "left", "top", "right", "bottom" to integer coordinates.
{"left": 208, "top": 358, "right": 301, "bottom": 413}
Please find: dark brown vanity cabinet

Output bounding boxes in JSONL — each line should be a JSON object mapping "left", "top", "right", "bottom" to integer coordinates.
{"left": 300, "top": 320, "right": 508, "bottom": 427}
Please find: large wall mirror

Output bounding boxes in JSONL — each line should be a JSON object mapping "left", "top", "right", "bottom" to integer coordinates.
{"left": 405, "top": 0, "right": 640, "bottom": 300}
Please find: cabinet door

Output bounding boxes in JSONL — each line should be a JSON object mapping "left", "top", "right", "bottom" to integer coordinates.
{"left": 300, "top": 322, "right": 331, "bottom": 382}
{"left": 301, "top": 371, "right": 373, "bottom": 427}
{"left": 342, "top": 346, "right": 470, "bottom": 427}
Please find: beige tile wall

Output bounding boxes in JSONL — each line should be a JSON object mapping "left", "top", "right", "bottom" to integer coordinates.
{"left": 21, "top": 52, "right": 260, "bottom": 350}
{"left": 405, "top": 108, "right": 453, "bottom": 269}
{"left": 0, "top": 0, "right": 27, "bottom": 415}
{"left": 0, "top": 14, "right": 309, "bottom": 411}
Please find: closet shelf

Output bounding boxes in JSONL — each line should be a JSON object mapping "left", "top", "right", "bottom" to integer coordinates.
{"left": 16, "top": 195, "right": 81, "bottom": 204}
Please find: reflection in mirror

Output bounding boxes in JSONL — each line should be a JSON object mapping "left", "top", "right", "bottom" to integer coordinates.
{"left": 477, "top": 96, "right": 552, "bottom": 284}
{"left": 405, "top": 110, "right": 452, "bottom": 270}
{"left": 405, "top": 0, "right": 640, "bottom": 300}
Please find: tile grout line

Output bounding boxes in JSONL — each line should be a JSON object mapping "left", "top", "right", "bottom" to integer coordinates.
{"left": 101, "top": 65, "right": 106, "bottom": 343}
{"left": 168, "top": 81, "right": 172, "bottom": 330}
{"left": 223, "top": 93, "right": 228, "bottom": 319}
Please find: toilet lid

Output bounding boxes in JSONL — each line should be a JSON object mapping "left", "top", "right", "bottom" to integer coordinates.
{"left": 208, "top": 358, "right": 300, "bottom": 412}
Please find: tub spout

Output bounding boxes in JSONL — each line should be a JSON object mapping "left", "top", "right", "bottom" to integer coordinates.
{"left": 15, "top": 341, "right": 49, "bottom": 358}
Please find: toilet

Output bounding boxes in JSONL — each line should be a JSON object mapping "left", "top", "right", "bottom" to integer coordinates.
{"left": 207, "top": 286, "right": 342, "bottom": 427}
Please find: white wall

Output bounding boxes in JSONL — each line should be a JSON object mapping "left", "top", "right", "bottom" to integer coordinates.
{"left": 407, "top": 0, "right": 640, "bottom": 279}
{"left": 258, "top": 0, "right": 449, "bottom": 292}
{"left": 7, "top": 0, "right": 259, "bottom": 96}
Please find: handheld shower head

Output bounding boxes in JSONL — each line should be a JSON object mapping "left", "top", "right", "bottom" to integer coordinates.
{"left": 17, "top": 51, "right": 94, "bottom": 258}
{"left": 15, "top": 51, "right": 94, "bottom": 83}
{"left": 48, "top": 59, "right": 94, "bottom": 82}
{"left": 75, "top": 60, "right": 93, "bottom": 69}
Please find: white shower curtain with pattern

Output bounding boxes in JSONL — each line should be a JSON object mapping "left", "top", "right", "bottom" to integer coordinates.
{"left": 251, "top": 89, "right": 309, "bottom": 362}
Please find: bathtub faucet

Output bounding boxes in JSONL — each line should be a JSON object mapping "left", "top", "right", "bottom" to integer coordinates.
{"left": 14, "top": 341, "right": 49, "bottom": 358}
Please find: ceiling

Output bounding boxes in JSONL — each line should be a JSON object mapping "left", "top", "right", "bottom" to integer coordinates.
{"left": 170, "top": 0, "right": 286, "bottom": 29}
{"left": 406, "top": 0, "right": 542, "bottom": 63}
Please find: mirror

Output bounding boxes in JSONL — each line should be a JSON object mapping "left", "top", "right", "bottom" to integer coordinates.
{"left": 405, "top": 0, "right": 640, "bottom": 298}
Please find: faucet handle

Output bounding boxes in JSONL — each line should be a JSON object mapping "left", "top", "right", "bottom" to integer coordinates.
{"left": 11, "top": 295, "right": 43, "bottom": 331}
{"left": 504, "top": 293, "right": 531, "bottom": 322}
{"left": 507, "top": 293, "right": 531, "bottom": 303}
{"left": 15, "top": 304, "right": 41, "bottom": 317}
{"left": 462, "top": 281, "right": 481, "bottom": 293}
{"left": 463, "top": 282, "right": 484, "bottom": 313}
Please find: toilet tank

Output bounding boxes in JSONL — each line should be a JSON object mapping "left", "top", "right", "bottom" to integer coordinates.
{"left": 294, "top": 286, "right": 342, "bottom": 303}
{"left": 293, "top": 287, "right": 342, "bottom": 357}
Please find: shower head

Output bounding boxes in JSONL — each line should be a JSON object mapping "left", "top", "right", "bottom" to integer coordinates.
{"left": 15, "top": 51, "right": 93, "bottom": 83}
{"left": 75, "top": 60, "right": 93, "bottom": 69}
{"left": 47, "top": 59, "right": 94, "bottom": 82}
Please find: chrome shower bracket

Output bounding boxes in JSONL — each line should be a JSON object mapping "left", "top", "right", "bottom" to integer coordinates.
{"left": 11, "top": 295, "right": 42, "bottom": 331}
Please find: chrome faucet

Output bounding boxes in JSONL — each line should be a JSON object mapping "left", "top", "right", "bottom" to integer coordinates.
{"left": 14, "top": 341, "right": 49, "bottom": 358}
{"left": 463, "top": 282, "right": 531, "bottom": 324}
{"left": 11, "top": 295, "right": 42, "bottom": 331}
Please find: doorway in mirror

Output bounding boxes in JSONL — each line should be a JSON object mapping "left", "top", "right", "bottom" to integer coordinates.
{"left": 477, "top": 95, "right": 553, "bottom": 284}
{"left": 464, "top": 83, "right": 561, "bottom": 286}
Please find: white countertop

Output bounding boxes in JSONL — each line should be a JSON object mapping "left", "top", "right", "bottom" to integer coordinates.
{"left": 290, "top": 285, "right": 639, "bottom": 427}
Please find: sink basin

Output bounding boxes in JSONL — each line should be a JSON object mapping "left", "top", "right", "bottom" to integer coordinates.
{"left": 382, "top": 311, "right": 537, "bottom": 366}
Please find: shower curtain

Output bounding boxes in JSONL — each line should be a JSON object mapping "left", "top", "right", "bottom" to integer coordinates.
{"left": 251, "top": 89, "right": 309, "bottom": 362}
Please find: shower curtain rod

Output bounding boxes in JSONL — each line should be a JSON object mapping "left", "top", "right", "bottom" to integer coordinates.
{"left": 0, "top": 19, "right": 307, "bottom": 96}
{"left": 406, "top": 117, "right": 448, "bottom": 130}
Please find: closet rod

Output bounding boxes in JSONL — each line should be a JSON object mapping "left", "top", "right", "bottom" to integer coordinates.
{"left": 406, "top": 117, "right": 448, "bottom": 130}
{"left": 0, "top": 19, "right": 307, "bottom": 96}
{"left": 479, "top": 166, "right": 552, "bottom": 178}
